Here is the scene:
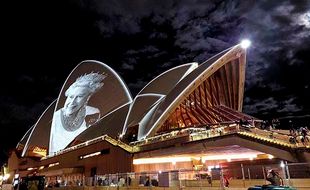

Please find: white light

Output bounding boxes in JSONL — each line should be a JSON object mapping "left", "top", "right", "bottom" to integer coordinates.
{"left": 159, "top": 171, "right": 162, "bottom": 174}
{"left": 268, "top": 155, "right": 274, "bottom": 159}
{"left": 48, "top": 162, "right": 59, "bottom": 168}
{"left": 80, "top": 151, "right": 101, "bottom": 159}
{"left": 280, "top": 161, "right": 285, "bottom": 168}
{"left": 3, "top": 174, "right": 10, "bottom": 180}
{"left": 133, "top": 157, "right": 192, "bottom": 165}
{"left": 0, "top": 176, "right": 3, "bottom": 180}
{"left": 241, "top": 39, "right": 251, "bottom": 49}
{"left": 202, "top": 153, "right": 257, "bottom": 162}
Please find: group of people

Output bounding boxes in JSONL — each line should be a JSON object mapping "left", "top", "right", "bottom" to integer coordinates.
{"left": 289, "top": 126, "right": 309, "bottom": 145}
{"left": 96, "top": 176, "right": 131, "bottom": 187}
{"left": 257, "top": 119, "right": 278, "bottom": 131}
{"left": 47, "top": 181, "right": 61, "bottom": 188}
{"left": 139, "top": 176, "right": 158, "bottom": 187}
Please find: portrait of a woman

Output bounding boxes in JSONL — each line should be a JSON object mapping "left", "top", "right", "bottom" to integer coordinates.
{"left": 49, "top": 72, "right": 107, "bottom": 154}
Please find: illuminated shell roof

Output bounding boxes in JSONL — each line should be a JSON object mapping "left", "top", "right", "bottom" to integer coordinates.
{"left": 74, "top": 103, "right": 131, "bottom": 142}
{"left": 19, "top": 44, "right": 250, "bottom": 156}
{"left": 21, "top": 60, "right": 132, "bottom": 157}
{"left": 21, "top": 100, "right": 56, "bottom": 157}
{"left": 123, "top": 63, "right": 198, "bottom": 134}
{"left": 16, "top": 125, "right": 34, "bottom": 152}
{"left": 137, "top": 45, "right": 248, "bottom": 139}
{"left": 54, "top": 60, "right": 132, "bottom": 119}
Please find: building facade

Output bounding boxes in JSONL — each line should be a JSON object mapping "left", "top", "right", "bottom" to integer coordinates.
{"left": 8, "top": 44, "right": 310, "bottom": 186}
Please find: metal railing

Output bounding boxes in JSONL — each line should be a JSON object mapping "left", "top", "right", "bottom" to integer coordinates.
{"left": 130, "top": 124, "right": 310, "bottom": 149}
{"left": 42, "top": 124, "right": 310, "bottom": 160}
{"left": 44, "top": 162, "right": 309, "bottom": 189}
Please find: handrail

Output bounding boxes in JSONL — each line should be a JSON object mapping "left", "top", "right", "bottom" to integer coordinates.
{"left": 130, "top": 124, "right": 310, "bottom": 149}
{"left": 42, "top": 124, "right": 309, "bottom": 160}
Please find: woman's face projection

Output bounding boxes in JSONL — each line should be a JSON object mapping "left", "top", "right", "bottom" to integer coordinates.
{"left": 64, "top": 86, "right": 91, "bottom": 115}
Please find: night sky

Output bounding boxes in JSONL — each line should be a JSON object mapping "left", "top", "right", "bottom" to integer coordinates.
{"left": 1, "top": 0, "right": 310, "bottom": 165}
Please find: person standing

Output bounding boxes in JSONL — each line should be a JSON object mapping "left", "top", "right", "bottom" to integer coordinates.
{"left": 266, "top": 169, "right": 283, "bottom": 186}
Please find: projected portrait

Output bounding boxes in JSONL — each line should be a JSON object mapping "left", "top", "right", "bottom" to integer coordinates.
{"left": 49, "top": 72, "right": 107, "bottom": 154}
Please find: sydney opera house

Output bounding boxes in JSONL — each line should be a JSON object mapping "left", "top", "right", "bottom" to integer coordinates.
{"left": 7, "top": 43, "right": 310, "bottom": 187}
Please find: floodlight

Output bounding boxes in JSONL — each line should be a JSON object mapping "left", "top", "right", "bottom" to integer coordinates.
{"left": 241, "top": 39, "right": 251, "bottom": 49}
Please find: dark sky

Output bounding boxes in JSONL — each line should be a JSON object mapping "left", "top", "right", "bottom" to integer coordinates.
{"left": 1, "top": 0, "right": 310, "bottom": 165}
